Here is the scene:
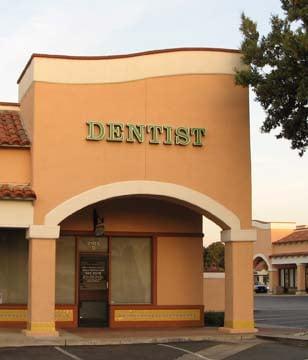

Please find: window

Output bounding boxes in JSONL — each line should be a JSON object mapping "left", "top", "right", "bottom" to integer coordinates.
{"left": 0, "top": 229, "right": 28, "bottom": 304}
{"left": 279, "top": 267, "right": 296, "bottom": 289}
{"left": 289, "top": 268, "right": 295, "bottom": 288}
{"left": 56, "top": 236, "right": 76, "bottom": 304}
{"left": 111, "top": 237, "right": 151, "bottom": 304}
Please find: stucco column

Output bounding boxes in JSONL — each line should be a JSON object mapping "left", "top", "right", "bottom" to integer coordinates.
{"left": 219, "top": 230, "right": 257, "bottom": 334}
{"left": 269, "top": 268, "right": 279, "bottom": 294}
{"left": 23, "top": 226, "right": 60, "bottom": 337}
{"left": 296, "top": 264, "right": 306, "bottom": 295}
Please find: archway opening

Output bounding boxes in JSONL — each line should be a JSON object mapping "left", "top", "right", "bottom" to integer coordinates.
{"left": 253, "top": 256, "right": 269, "bottom": 286}
{"left": 56, "top": 194, "right": 210, "bottom": 328}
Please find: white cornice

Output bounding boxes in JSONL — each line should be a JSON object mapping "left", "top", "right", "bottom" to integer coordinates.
{"left": 203, "top": 272, "right": 225, "bottom": 279}
{"left": 19, "top": 49, "right": 243, "bottom": 101}
{"left": 221, "top": 229, "right": 257, "bottom": 242}
{"left": 271, "top": 255, "right": 308, "bottom": 265}
{"left": 252, "top": 220, "right": 296, "bottom": 230}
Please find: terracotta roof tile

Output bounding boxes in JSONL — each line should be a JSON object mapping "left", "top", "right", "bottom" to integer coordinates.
{"left": 270, "top": 251, "right": 308, "bottom": 258}
{"left": 274, "top": 229, "right": 308, "bottom": 244}
{"left": 0, "top": 184, "right": 36, "bottom": 200}
{"left": 0, "top": 111, "right": 30, "bottom": 147}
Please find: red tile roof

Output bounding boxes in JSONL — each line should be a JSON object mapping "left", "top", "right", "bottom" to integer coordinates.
{"left": 0, "top": 184, "right": 36, "bottom": 200}
{"left": 0, "top": 111, "right": 30, "bottom": 147}
{"left": 270, "top": 251, "right": 308, "bottom": 258}
{"left": 274, "top": 229, "right": 308, "bottom": 244}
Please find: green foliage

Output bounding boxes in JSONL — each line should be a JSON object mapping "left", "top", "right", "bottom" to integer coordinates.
{"left": 204, "top": 312, "right": 224, "bottom": 327}
{"left": 203, "top": 241, "right": 224, "bottom": 271}
{"left": 236, "top": 0, "right": 308, "bottom": 155}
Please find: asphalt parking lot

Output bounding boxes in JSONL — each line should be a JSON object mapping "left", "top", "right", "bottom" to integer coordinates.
{"left": 255, "top": 295, "right": 308, "bottom": 329}
{"left": 0, "top": 341, "right": 307, "bottom": 360}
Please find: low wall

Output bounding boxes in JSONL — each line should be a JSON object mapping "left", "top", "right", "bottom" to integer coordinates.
{"left": 203, "top": 272, "right": 225, "bottom": 312}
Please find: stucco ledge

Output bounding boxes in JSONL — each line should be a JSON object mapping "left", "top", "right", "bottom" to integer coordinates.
{"left": 26, "top": 225, "right": 60, "bottom": 239}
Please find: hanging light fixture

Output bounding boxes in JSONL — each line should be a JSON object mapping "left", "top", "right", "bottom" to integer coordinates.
{"left": 93, "top": 209, "right": 105, "bottom": 237}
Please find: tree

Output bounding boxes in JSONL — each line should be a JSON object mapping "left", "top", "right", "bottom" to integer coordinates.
{"left": 203, "top": 242, "right": 224, "bottom": 271}
{"left": 235, "top": 0, "right": 308, "bottom": 155}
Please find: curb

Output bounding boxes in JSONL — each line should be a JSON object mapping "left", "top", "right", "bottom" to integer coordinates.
{"left": 0, "top": 333, "right": 257, "bottom": 348}
{"left": 256, "top": 334, "right": 308, "bottom": 347}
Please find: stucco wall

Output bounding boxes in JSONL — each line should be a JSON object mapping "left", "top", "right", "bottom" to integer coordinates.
{"left": 253, "top": 224, "right": 296, "bottom": 265}
{"left": 60, "top": 197, "right": 202, "bottom": 233}
{"left": 254, "top": 229, "right": 272, "bottom": 261}
{"left": 203, "top": 274, "right": 225, "bottom": 312}
{"left": 61, "top": 197, "right": 204, "bottom": 307}
{"left": 0, "top": 149, "right": 30, "bottom": 184}
{"left": 157, "top": 236, "right": 203, "bottom": 305}
{"left": 272, "top": 242, "right": 308, "bottom": 255}
{"left": 20, "top": 65, "right": 251, "bottom": 229}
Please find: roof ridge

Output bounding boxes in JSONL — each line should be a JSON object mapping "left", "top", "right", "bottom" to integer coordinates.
{"left": 275, "top": 228, "right": 308, "bottom": 244}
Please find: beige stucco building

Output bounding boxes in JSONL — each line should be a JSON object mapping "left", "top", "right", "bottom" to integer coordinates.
{"left": 0, "top": 48, "right": 257, "bottom": 336}
{"left": 253, "top": 221, "right": 308, "bottom": 295}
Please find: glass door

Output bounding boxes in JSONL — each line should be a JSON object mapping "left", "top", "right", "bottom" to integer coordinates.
{"left": 79, "top": 253, "right": 108, "bottom": 327}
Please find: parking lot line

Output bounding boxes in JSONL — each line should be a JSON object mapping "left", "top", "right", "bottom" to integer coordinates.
{"left": 158, "top": 343, "right": 213, "bottom": 360}
{"left": 54, "top": 346, "right": 83, "bottom": 360}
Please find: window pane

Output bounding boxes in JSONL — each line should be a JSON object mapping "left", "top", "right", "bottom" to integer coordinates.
{"left": 111, "top": 237, "right": 151, "bottom": 304}
{"left": 56, "top": 237, "right": 75, "bottom": 304}
{"left": 0, "top": 229, "right": 28, "bottom": 304}
{"left": 280, "top": 269, "right": 285, "bottom": 287}
{"left": 285, "top": 269, "right": 289, "bottom": 287}
{"left": 290, "top": 268, "right": 295, "bottom": 287}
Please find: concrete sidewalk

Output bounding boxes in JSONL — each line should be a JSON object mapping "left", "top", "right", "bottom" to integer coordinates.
{"left": 257, "top": 327, "right": 308, "bottom": 346}
{"left": 0, "top": 327, "right": 255, "bottom": 348}
{"left": 0, "top": 327, "right": 306, "bottom": 348}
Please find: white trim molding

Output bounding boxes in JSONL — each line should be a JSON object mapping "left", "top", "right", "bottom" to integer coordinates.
{"left": 0, "top": 103, "right": 20, "bottom": 111}
{"left": 27, "top": 225, "right": 60, "bottom": 239}
{"left": 221, "top": 229, "right": 257, "bottom": 242}
{"left": 252, "top": 220, "right": 296, "bottom": 230}
{"left": 19, "top": 50, "right": 244, "bottom": 100}
{"left": 271, "top": 255, "right": 308, "bottom": 266}
{"left": 203, "top": 272, "right": 225, "bottom": 279}
{"left": 253, "top": 253, "right": 272, "bottom": 271}
{"left": 0, "top": 200, "right": 33, "bottom": 228}
{"left": 44, "top": 180, "right": 241, "bottom": 230}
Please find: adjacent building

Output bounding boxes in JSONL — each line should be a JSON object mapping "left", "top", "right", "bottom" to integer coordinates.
{"left": 253, "top": 221, "right": 308, "bottom": 295}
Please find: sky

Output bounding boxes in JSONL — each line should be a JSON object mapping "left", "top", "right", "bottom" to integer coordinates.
{"left": 0, "top": 0, "right": 307, "bottom": 243}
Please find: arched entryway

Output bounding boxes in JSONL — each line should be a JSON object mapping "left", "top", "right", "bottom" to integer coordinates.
{"left": 253, "top": 254, "right": 270, "bottom": 287}
{"left": 25, "top": 181, "right": 256, "bottom": 335}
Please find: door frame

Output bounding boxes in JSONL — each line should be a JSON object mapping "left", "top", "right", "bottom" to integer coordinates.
{"left": 77, "top": 250, "right": 110, "bottom": 327}
{"left": 60, "top": 231, "right": 158, "bottom": 327}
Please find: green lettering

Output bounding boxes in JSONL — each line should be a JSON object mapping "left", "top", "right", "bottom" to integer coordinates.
{"left": 191, "top": 128, "right": 206, "bottom": 146}
{"left": 175, "top": 127, "right": 190, "bottom": 146}
{"left": 147, "top": 125, "right": 163, "bottom": 144}
{"left": 86, "top": 121, "right": 105, "bottom": 141}
{"left": 163, "top": 126, "right": 173, "bottom": 145}
{"left": 107, "top": 123, "right": 124, "bottom": 142}
{"left": 126, "top": 124, "right": 145, "bottom": 143}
